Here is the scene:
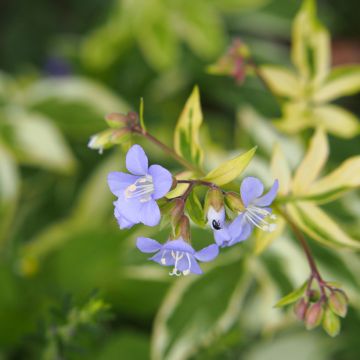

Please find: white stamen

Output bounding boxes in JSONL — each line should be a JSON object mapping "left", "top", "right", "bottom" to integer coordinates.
{"left": 124, "top": 174, "right": 154, "bottom": 203}
{"left": 168, "top": 250, "right": 192, "bottom": 277}
{"left": 245, "top": 205, "right": 276, "bottom": 232}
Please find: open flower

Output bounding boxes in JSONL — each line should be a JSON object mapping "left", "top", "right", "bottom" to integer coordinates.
{"left": 136, "top": 237, "right": 219, "bottom": 276}
{"left": 239, "top": 176, "right": 278, "bottom": 233}
{"left": 210, "top": 177, "right": 278, "bottom": 248}
{"left": 209, "top": 209, "right": 250, "bottom": 248}
{"left": 108, "top": 144, "right": 173, "bottom": 228}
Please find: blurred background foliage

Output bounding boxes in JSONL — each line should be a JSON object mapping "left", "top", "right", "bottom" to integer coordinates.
{"left": 0, "top": 0, "right": 359, "bottom": 359}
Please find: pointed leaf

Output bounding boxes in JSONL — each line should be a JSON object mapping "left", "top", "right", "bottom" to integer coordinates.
{"left": 313, "top": 105, "right": 359, "bottom": 139}
{"left": 185, "top": 190, "right": 205, "bottom": 227}
{"left": 174, "top": 86, "right": 204, "bottom": 167}
{"left": 314, "top": 65, "right": 360, "bottom": 103}
{"left": 7, "top": 109, "right": 76, "bottom": 174}
{"left": 259, "top": 65, "right": 300, "bottom": 98}
{"left": 274, "top": 281, "right": 307, "bottom": 308}
{"left": 202, "top": 147, "right": 256, "bottom": 186}
{"left": 151, "top": 255, "right": 251, "bottom": 360}
{"left": 291, "top": 0, "right": 330, "bottom": 85}
{"left": 292, "top": 127, "right": 328, "bottom": 194}
{"left": 307, "top": 156, "right": 360, "bottom": 203}
{"left": 287, "top": 202, "right": 360, "bottom": 250}
{"left": 271, "top": 144, "right": 292, "bottom": 196}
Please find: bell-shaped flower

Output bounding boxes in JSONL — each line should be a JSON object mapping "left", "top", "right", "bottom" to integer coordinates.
{"left": 136, "top": 237, "right": 219, "bottom": 276}
{"left": 108, "top": 144, "right": 173, "bottom": 228}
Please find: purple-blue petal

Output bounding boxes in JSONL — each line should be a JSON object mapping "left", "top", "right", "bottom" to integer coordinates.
{"left": 150, "top": 250, "right": 174, "bottom": 266}
{"left": 189, "top": 258, "right": 203, "bottom": 274}
{"left": 230, "top": 222, "right": 252, "bottom": 246}
{"left": 114, "top": 207, "right": 137, "bottom": 229}
{"left": 253, "top": 179, "right": 279, "bottom": 207}
{"left": 240, "top": 177, "right": 264, "bottom": 207}
{"left": 162, "top": 239, "right": 195, "bottom": 254}
{"left": 195, "top": 244, "right": 219, "bottom": 262}
{"left": 139, "top": 200, "right": 161, "bottom": 226}
{"left": 148, "top": 164, "right": 173, "bottom": 199}
{"left": 107, "top": 172, "right": 139, "bottom": 196}
{"left": 126, "top": 144, "right": 149, "bottom": 175}
{"left": 228, "top": 213, "right": 245, "bottom": 239}
{"left": 214, "top": 227, "right": 231, "bottom": 247}
{"left": 114, "top": 195, "right": 142, "bottom": 223}
{"left": 136, "top": 237, "right": 162, "bottom": 253}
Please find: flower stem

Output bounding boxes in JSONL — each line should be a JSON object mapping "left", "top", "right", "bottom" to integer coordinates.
{"left": 275, "top": 205, "right": 326, "bottom": 297}
{"left": 133, "top": 126, "right": 203, "bottom": 175}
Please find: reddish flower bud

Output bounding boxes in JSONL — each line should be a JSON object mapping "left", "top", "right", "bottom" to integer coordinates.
{"left": 305, "top": 302, "right": 324, "bottom": 330}
{"left": 294, "top": 298, "right": 308, "bottom": 321}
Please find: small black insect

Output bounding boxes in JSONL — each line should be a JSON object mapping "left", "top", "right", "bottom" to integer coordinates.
{"left": 212, "top": 220, "right": 222, "bottom": 230}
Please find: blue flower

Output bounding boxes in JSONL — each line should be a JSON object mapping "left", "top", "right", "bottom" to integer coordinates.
{"left": 136, "top": 237, "right": 219, "bottom": 276}
{"left": 211, "top": 177, "right": 278, "bottom": 248}
{"left": 108, "top": 144, "right": 173, "bottom": 228}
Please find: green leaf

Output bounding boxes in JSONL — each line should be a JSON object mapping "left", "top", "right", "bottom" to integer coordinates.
{"left": 287, "top": 202, "right": 360, "bottom": 251}
{"left": 136, "top": 4, "right": 179, "bottom": 70}
{"left": 271, "top": 144, "right": 291, "bottom": 196}
{"left": 0, "top": 144, "right": 19, "bottom": 246}
{"left": 307, "top": 156, "right": 360, "bottom": 203}
{"left": 312, "top": 105, "right": 359, "bottom": 139}
{"left": 151, "top": 255, "right": 251, "bottom": 360}
{"left": 322, "top": 307, "right": 340, "bottom": 337}
{"left": 314, "top": 65, "right": 360, "bottom": 103}
{"left": 26, "top": 77, "right": 129, "bottom": 115}
{"left": 19, "top": 153, "right": 119, "bottom": 269}
{"left": 166, "top": 171, "right": 194, "bottom": 199}
{"left": 6, "top": 109, "right": 76, "bottom": 174}
{"left": 95, "top": 332, "right": 150, "bottom": 360}
{"left": 291, "top": 0, "right": 330, "bottom": 86}
{"left": 174, "top": 86, "right": 204, "bottom": 168}
{"left": 211, "top": 0, "right": 269, "bottom": 12}
{"left": 292, "top": 127, "right": 328, "bottom": 194}
{"left": 259, "top": 65, "right": 300, "bottom": 98}
{"left": 274, "top": 281, "right": 307, "bottom": 308}
{"left": 176, "top": 1, "right": 225, "bottom": 59}
{"left": 186, "top": 190, "right": 205, "bottom": 227}
{"left": 202, "top": 147, "right": 256, "bottom": 186}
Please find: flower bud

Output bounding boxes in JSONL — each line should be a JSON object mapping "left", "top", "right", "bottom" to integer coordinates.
{"left": 170, "top": 199, "right": 185, "bottom": 227}
{"left": 305, "top": 301, "right": 324, "bottom": 330}
{"left": 204, "top": 188, "right": 224, "bottom": 213}
{"left": 294, "top": 298, "right": 308, "bottom": 321}
{"left": 105, "top": 111, "right": 139, "bottom": 128}
{"left": 88, "top": 128, "right": 130, "bottom": 154}
{"left": 308, "top": 289, "right": 320, "bottom": 302}
{"left": 105, "top": 112, "right": 129, "bottom": 128}
{"left": 322, "top": 306, "right": 341, "bottom": 337}
{"left": 224, "top": 192, "right": 245, "bottom": 212}
{"left": 329, "top": 290, "right": 348, "bottom": 318}
{"left": 177, "top": 215, "right": 191, "bottom": 241}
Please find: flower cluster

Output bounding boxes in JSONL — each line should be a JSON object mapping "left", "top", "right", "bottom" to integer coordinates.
{"left": 108, "top": 144, "right": 278, "bottom": 276}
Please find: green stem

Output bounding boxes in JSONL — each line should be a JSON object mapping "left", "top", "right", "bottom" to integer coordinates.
{"left": 133, "top": 126, "right": 203, "bottom": 175}
{"left": 275, "top": 205, "right": 326, "bottom": 297}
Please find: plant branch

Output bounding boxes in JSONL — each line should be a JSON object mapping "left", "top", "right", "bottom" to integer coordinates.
{"left": 133, "top": 126, "right": 203, "bottom": 175}
{"left": 275, "top": 205, "right": 326, "bottom": 296}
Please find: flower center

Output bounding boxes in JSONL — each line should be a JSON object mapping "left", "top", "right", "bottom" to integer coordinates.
{"left": 168, "top": 251, "right": 191, "bottom": 276}
{"left": 124, "top": 175, "right": 154, "bottom": 203}
{"left": 245, "top": 205, "right": 276, "bottom": 232}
